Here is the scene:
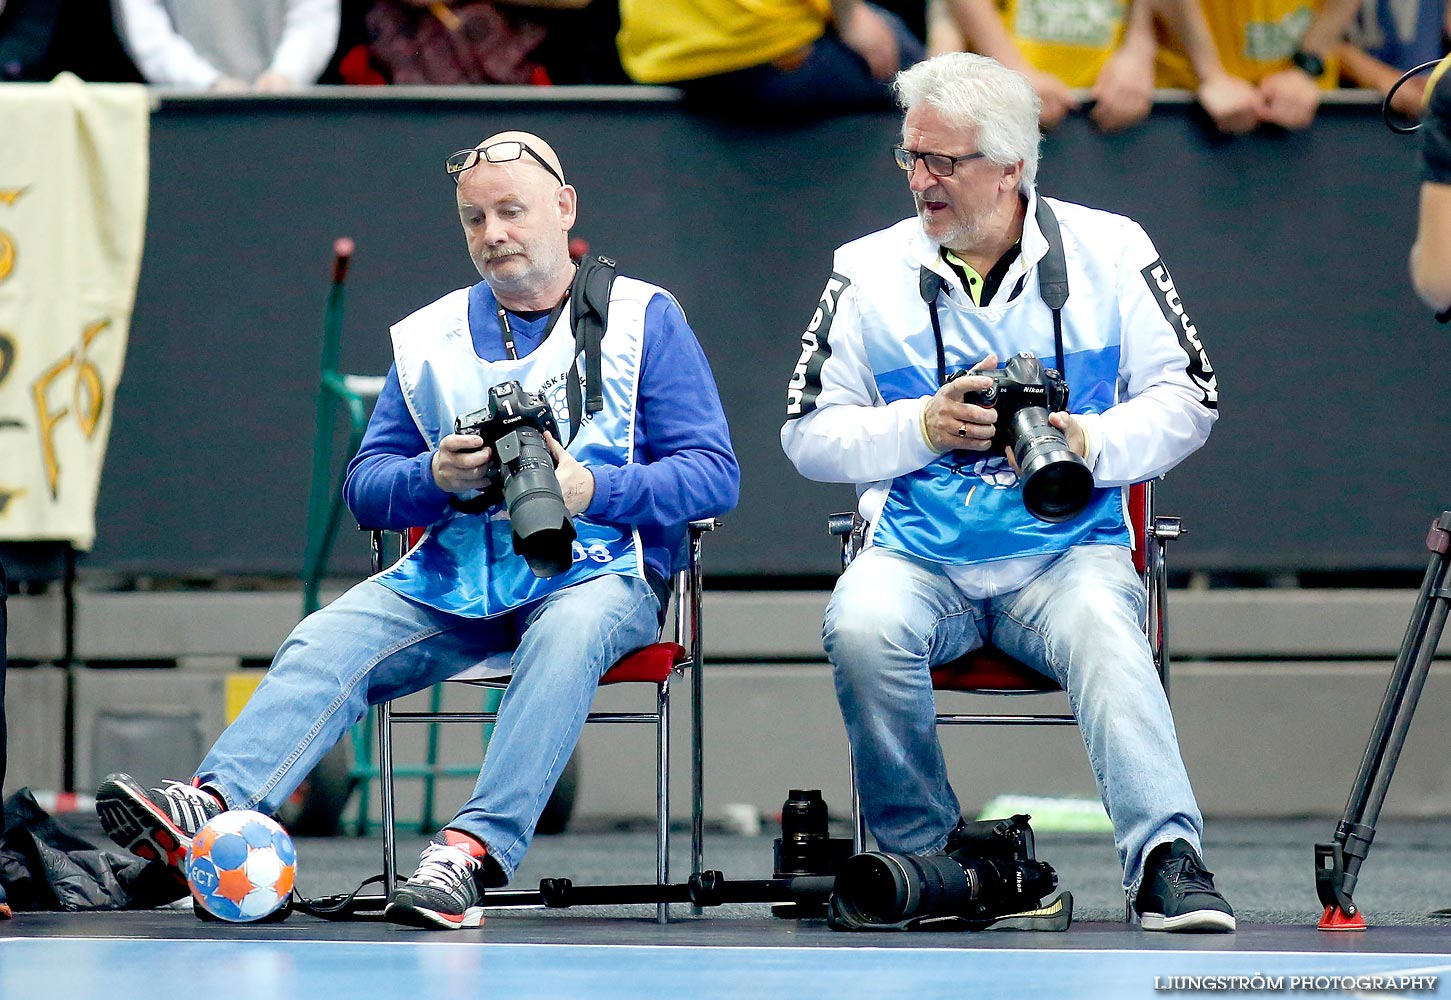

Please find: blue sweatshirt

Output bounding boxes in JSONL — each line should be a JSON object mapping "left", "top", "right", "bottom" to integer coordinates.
{"left": 344, "top": 282, "right": 740, "bottom": 585}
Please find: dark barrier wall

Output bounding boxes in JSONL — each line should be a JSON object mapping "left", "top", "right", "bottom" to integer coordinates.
{"left": 89, "top": 92, "right": 1450, "bottom": 580}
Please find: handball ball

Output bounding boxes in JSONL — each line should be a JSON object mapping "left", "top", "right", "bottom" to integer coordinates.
{"left": 185, "top": 810, "right": 297, "bottom": 922}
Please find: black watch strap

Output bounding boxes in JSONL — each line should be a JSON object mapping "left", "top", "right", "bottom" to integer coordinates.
{"left": 1291, "top": 49, "right": 1326, "bottom": 79}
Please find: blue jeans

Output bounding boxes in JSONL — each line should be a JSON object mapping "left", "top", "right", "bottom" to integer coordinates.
{"left": 824, "top": 543, "right": 1203, "bottom": 896}
{"left": 196, "top": 572, "right": 661, "bottom": 882}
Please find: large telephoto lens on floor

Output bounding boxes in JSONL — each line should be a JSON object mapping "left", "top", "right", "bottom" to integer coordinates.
{"left": 831, "top": 850, "right": 1057, "bottom": 925}
{"left": 833, "top": 852, "right": 968, "bottom": 924}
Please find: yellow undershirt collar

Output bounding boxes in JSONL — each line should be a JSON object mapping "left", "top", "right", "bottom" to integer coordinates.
{"left": 943, "top": 249, "right": 985, "bottom": 306}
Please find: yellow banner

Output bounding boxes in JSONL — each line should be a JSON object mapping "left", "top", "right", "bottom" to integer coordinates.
{"left": 0, "top": 73, "right": 149, "bottom": 550}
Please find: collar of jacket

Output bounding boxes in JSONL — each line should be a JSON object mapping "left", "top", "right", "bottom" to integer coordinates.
{"left": 905, "top": 186, "right": 1050, "bottom": 302}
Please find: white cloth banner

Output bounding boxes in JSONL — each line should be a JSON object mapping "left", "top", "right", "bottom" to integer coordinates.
{"left": 0, "top": 73, "right": 149, "bottom": 550}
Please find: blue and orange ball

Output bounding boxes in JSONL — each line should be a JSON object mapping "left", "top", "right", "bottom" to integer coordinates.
{"left": 185, "top": 810, "right": 297, "bottom": 922}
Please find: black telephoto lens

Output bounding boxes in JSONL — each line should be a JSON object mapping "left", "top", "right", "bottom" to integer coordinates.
{"left": 833, "top": 852, "right": 970, "bottom": 924}
{"left": 832, "top": 850, "right": 1057, "bottom": 925}
{"left": 497, "top": 426, "right": 576, "bottom": 577}
{"left": 829, "top": 847, "right": 963, "bottom": 923}
{"left": 1008, "top": 407, "right": 1094, "bottom": 523}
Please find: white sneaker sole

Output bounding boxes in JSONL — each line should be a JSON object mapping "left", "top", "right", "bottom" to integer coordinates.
{"left": 1141, "top": 909, "right": 1238, "bottom": 932}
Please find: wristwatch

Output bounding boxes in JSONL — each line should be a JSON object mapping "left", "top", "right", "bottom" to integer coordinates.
{"left": 1290, "top": 49, "right": 1327, "bottom": 79}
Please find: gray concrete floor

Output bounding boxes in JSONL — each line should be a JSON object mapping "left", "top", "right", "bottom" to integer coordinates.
{"left": 279, "top": 814, "right": 1451, "bottom": 928}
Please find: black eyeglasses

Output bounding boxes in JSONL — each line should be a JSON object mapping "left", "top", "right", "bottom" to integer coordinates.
{"left": 446, "top": 141, "right": 564, "bottom": 187}
{"left": 893, "top": 145, "right": 987, "bottom": 177}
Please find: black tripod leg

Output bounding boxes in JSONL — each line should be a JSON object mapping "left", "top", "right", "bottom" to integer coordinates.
{"left": 1315, "top": 511, "right": 1451, "bottom": 930}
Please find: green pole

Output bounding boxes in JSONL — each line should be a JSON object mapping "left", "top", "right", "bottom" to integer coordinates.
{"left": 303, "top": 238, "right": 355, "bottom": 616}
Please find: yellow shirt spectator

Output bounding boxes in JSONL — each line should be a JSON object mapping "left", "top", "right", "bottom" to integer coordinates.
{"left": 995, "top": 0, "right": 1128, "bottom": 88}
{"left": 1156, "top": 0, "right": 1340, "bottom": 88}
{"left": 618, "top": 0, "right": 832, "bottom": 83}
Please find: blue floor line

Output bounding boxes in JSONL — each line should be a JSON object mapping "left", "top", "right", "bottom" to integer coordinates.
{"left": 4, "top": 939, "right": 1450, "bottom": 1000}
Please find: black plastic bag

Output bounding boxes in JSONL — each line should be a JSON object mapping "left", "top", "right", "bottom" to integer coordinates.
{"left": 0, "top": 787, "right": 186, "bottom": 911}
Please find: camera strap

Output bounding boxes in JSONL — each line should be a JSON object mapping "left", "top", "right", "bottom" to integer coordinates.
{"left": 1033, "top": 197, "right": 1069, "bottom": 377}
{"left": 565, "top": 254, "right": 617, "bottom": 444}
{"left": 922, "top": 195, "right": 1069, "bottom": 385}
{"left": 495, "top": 296, "right": 569, "bottom": 362}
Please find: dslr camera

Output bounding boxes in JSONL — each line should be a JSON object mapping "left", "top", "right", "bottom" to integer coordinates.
{"left": 949, "top": 352, "right": 1093, "bottom": 523}
{"left": 454, "top": 381, "right": 575, "bottom": 578}
{"left": 829, "top": 814, "right": 1058, "bottom": 929}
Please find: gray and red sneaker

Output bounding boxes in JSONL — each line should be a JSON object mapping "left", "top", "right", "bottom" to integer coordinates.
{"left": 96, "top": 772, "right": 224, "bottom": 885}
{"left": 384, "top": 829, "right": 490, "bottom": 930}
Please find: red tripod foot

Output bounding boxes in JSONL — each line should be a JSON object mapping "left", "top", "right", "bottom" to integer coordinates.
{"left": 1318, "top": 905, "right": 1367, "bottom": 931}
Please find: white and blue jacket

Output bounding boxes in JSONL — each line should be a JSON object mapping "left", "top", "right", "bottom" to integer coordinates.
{"left": 780, "top": 190, "right": 1217, "bottom": 586}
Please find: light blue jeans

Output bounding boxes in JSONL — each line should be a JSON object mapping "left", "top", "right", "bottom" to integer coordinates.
{"left": 196, "top": 573, "right": 661, "bottom": 882}
{"left": 824, "top": 543, "right": 1203, "bottom": 896}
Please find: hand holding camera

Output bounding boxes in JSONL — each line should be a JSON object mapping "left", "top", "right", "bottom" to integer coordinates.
{"left": 432, "top": 433, "right": 497, "bottom": 496}
{"left": 923, "top": 352, "right": 1000, "bottom": 452}
{"left": 542, "top": 431, "right": 596, "bottom": 516}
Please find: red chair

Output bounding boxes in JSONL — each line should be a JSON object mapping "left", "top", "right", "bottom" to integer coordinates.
{"left": 372, "top": 519, "right": 717, "bottom": 923}
{"left": 830, "top": 481, "right": 1180, "bottom": 854}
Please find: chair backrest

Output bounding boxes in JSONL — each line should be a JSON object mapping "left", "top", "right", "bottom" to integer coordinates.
{"left": 1127, "top": 480, "right": 1149, "bottom": 578}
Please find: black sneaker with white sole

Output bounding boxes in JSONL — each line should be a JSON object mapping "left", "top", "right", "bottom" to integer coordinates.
{"left": 384, "top": 830, "right": 490, "bottom": 930}
{"left": 1135, "top": 838, "right": 1236, "bottom": 932}
{"left": 95, "top": 772, "right": 224, "bottom": 886}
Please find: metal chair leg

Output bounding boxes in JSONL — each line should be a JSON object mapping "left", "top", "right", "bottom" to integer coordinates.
{"left": 690, "top": 660, "right": 704, "bottom": 916}
{"left": 656, "top": 676, "right": 671, "bottom": 924}
{"left": 380, "top": 699, "right": 398, "bottom": 894}
{"left": 419, "top": 686, "right": 447, "bottom": 833}
{"left": 683, "top": 541, "right": 707, "bottom": 914}
{"left": 848, "top": 743, "right": 866, "bottom": 856}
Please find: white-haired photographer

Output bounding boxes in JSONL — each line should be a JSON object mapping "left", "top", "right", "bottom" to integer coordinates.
{"left": 779, "top": 51, "right": 1232, "bottom": 934}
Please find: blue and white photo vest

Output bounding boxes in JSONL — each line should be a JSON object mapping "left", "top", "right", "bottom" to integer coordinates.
{"left": 375, "top": 278, "right": 654, "bottom": 617}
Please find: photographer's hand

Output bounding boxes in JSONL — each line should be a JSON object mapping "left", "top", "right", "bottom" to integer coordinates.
{"left": 432, "top": 433, "right": 495, "bottom": 494}
{"left": 922, "top": 354, "right": 999, "bottom": 452}
{"left": 1048, "top": 412, "right": 1088, "bottom": 457}
{"left": 1004, "top": 412, "right": 1088, "bottom": 475}
{"left": 545, "top": 432, "right": 595, "bottom": 516}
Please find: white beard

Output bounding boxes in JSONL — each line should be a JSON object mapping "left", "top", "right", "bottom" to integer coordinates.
{"left": 916, "top": 196, "right": 1001, "bottom": 253}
